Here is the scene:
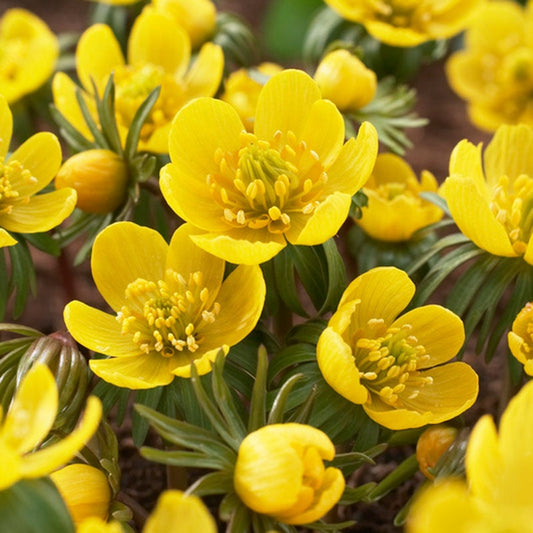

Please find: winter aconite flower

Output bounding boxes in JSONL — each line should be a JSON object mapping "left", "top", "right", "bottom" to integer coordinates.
{"left": 0, "top": 9, "right": 58, "bottom": 104}
{"left": 234, "top": 423, "right": 345, "bottom": 525}
{"left": 508, "top": 302, "right": 533, "bottom": 376}
{"left": 0, "top": 364, "right": 102, "bottom": 491}
{"left": 53, "top": 10, "right": 223, "bottom": 154}
{"left": 442, "top": 124, "right": 533, "bottom": 265}
{"left": 160, "top": 69, "right": 378, "bottom": 264}
{"left": 407, "top": 379, "right": 533, "bottom": 533}
{"left": 323, "top": 0, "right": 484, "bottom": 47}
{"left": 356, "top": 153, "right": 442, "bottom": 242}
{"left": 64, "top": 222, "right": 265, "bottom": 389}
{"left": 0, "top": 95, "right": 77, "bottom": 248}
{"left": 317, "top": 267, "right": 478, "bottom": 430}
{"left": 416, "top": 425, "right": 458, "bottom": 480}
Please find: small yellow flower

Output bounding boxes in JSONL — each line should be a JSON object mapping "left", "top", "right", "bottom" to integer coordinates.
{"left": 0, "top": 9, "right": 58, "bottom": 104}
{"left": 0, "top": 95, "right": 77, "bottom": 248}
{"left": 234, "top": 423, "right": 345, "bottom": 525}
{"left": 0, "top": 364, "right": 102, "bottom": 491}
{"left": 446, "top": 1, "right": 533, "bottom": 131}
{"left": 221, "top": 63, "right": 283, "bottom": 132}
{"left": 150, "top": 0, "right": 217, "bottom": 49}
{"left": 441, "top": 123, "right": 533, "bottom": 265}
{"left": 317, "top": 267, "right": 478, "bottom": 430}
{"left": 356, "top": 152, "right": 442, "bottom": 242}
{"left": 415, "top": 425, "right": 458, "bottom": 480}
{"left": 51, "top": 464, "right": 111, "bottom": 526}
{"left": 407, "top": 379, "right": 533, "bottom": 533}
{"left": 314, "top": 49, "right": 377, "bottom": 112}
{"left": 160, "top": 69, "right": 378, "bottom": 265}
{"left": 53, "top": 10, "right": 224, "bottom": 154}
{"left": 508, "top": 302, "right": 533, "bottom": 376}
{"left": 64, "top": 222, "right": 265, "bottom": 389}
{"left": 324, "top": 0, "right": 485, "bottom": 47}
{"left": 55, "top": 149, "right": 129, "bottom": 214}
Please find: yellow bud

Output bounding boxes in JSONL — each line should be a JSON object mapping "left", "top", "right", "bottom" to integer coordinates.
{"left": 50, "top": 464, "right": 111, "bottom": 525}
{"left": 314, "top": 49, "right": 377, "bottom": 112}
{"left": 55, "top": 150, "right": 128, "bottom": 214}
{"left": 416, "top": 425, "right": 458, "bottom": 480}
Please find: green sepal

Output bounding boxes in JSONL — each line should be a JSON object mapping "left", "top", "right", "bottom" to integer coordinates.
{"left": 219, "top": 492, "right": 241, "bottom": 522}
{"left": 225, "top": 500, "right": 252, "bottom": 533}
{"left": 186, "top": 471, "right": 234, "bottom": 497}
{"left": 304, "top": 519, "right": 357, "bottom": 532}
{"left": 49, "top": 105, "right": 95, "bottom": 153}
{"left": 75, "top": 87, "right": 109, "bottom": 149}
{"left": 366, "top": 454, "right": 419, "bottom": 501}
{"left": 349, "top": 189, "right": 368, "bottom": 220}
{"left": 331, "top": 443, "right": 387, "bottom": 476}
{"left": 339, "top": 482, "right": 378, "bottom": 505}
{"left": 96, "top": 75, "right": 123, "bottom": 156}
{"left": 214, "top": 12, "right": 257, "bottom": 68}
{"left": 267, "top": 373, "right": 304, "bottom": 424}
{"left": 288, "top": 383, "right": 317, "bottom": 424}
{"left": 247, "top": 345, "right": 268, "bottom": 432}
{"left": 23, "top": 232, "right": 61, "bottom": 256}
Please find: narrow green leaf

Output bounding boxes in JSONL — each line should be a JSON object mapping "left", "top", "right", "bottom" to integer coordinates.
{"left": 49, "top": 105, "right": 95, "bottom": 152}
{"left": 141, "top": 447, "right": 229, "bottom": 470}
{"left": 75, "top": 87, "right": 109, "bottom": 149}
{"left": 317, "top": 238, "right": 347, "bottom": 315}
{"left": 273, "top": 247, "right": 308, "bottom": 317}
{"left": 288, "top": 383, "right": 317, "bottom": 424}
{"left": 267, "top": 343, "right": 316, "bottom": 383}
{"left": 226, "top": 501, "right": 252, "bottom": 533}
{"left": 367, "top": 454, "right": 419, "bottom": 501}
{"left": 339, "top": 482, "right": 378, "bottom": 505}
{"left": 97, "top": 75, "right": 123, "bottom": 155}
{"left": 290, "top": 244, "right": 328, "bottom": 312}
{"left": 131, "top": 386, "right": 164, "bottom": 446}
{"left": 267, "top": 373, "right": 304, "bottom": 424}
{"left": 8, "top": 241, "right": 36, "bottom": 318}
{"left": 248, "top": 345, "right": 268, "bottom": 432}
{"left": 186, "top": 471, "right": 234, "bottom": 497}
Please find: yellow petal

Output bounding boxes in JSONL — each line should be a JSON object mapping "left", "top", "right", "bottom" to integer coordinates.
{"left": 365, "top": 20, "right": 426, "bottom": 47}
{"left": 447, "top": 139, "right": 488, "bottom": 197}
{"left": 143, "top": 490, "right": 217, "bottom": 533}
{"left": 128, "top": 10, "right": 190, "bottom": 77}
{"left": 91, "top": 222, "right": 168, "bottom": 312}
{"left": 171, "top": 345, "right": 228, "bottom": 378}
{"left": 445, "top": 52, "right": 488, "bottom": 101}
{"left": 508, "top": 331, "right": 527, "bottom": 366}
{"left": 76, "top": 24, "right": 124, "bottom": 93}
{"left": 0, "top": 229, "right": 17, "bottom": 247}
{"left": 184, "top": 42, "right": 224, "bottom": 100}
{"left": 0, "top": 94, "right": 13, "bottom": 159}
{"left": 1, "top": 364, "right": 57, "bottom": 454}
{"left": 0, "top": 441, "right": 21, "bottom": 490}
{"left": 64, "top": 301, "right": 142, "bottom": 357}
{"left": 525, "top": 233, "right": 533, "bottom": 266}
{"left": 77, "top": 518, "right": 123, "bottom": 533}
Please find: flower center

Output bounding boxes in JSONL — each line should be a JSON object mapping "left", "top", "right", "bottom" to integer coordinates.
{"left": 490, "top": 174, "right": 533, "bottom": 256}
{"left": 0, "top": 158, "right": 35, "bottom": 213}
{"left": 208, "top": 130, "right": 328, "bottom": 234}
{"left": 117, "top": 269, "right": 220, "bottom": 358}
{"left": 114, "top": 64, "right": 184, "bottom": 141}
{"left": 0, "top": 37, "right": 27, "bottom": 82}
{"left": 352, "top": 318, "right": 432, "bottom": 407}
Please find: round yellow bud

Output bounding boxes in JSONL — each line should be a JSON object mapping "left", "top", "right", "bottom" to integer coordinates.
{"left": 55, "top": 149, "right": 128, "bottom": 214}
{"left": 50, "top": 464, "right": 111, "bottom": 525}
{"left": 314, "top": 49, "right": 377, "bottom": 112}
{"left": 416, "top": 425, "right": 458, "bottom": 480}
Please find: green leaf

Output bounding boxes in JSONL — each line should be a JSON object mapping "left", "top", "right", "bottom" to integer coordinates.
{"left": 268, "top": 343, "right": 316, "bottom": 383}
{"left": 97, "top": 75, "right": 123, "bottom": 155}
{"left": 131, "top": 386, "right": 164, "bottom": 446}
{"left": 226, "top": 501, "right": 252, "bottom": 533}
{"left": 49, "top": 104, "right": 95, "bottom": 152}
{"left": 7, "top": 240, "right": 36, "bottom": 318}
{"left": 75, "top": 87, "right": 109, "bottom": 149}
{"left": 248, "top": 345, "right": 268, "bottom": 432}
{"left": 367, "top": 454, "right": 419, "bottom": 501}
{"left": 272, "top": 247, "right": 308, "bottom": 317}
{"left": 317, "top": 238, "right": 347, "bottom": 314}
{"left": 339, "top": 482, "right": 378, "bottom": 504}
{"left": 141, "top": 447, "right": 229, "bottom": 470}
{"left": 186, "top": 471, "right": 234, "bottom": 497}
{"left": 267, "top": 373, "right": 304, "bottom": 424}
{"left": 23, "top": 232, "right": 61, "bottom": 256}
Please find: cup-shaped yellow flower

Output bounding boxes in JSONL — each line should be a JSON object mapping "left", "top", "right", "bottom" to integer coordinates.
{"left": 52, "top": 9, "right": 223, "bottom": 154}
{"left": 323, "top": 0, "right": 484, "bottom": 47}
{"left": 316, "top": 267, "right": 478, "bottom": 430}
{"left": 508, "top": 302, "right": 533, "bottom": 376}
{"left": 356, "top": 152, "right": 443, "bottom": 242}
{"left": 0, "top": 9, "right": 58, "bottom": 104}
{"left": 0, "top": 95, "right": 77, "bottom": 248}
{"left": 0, "top": 364, "right": 102, "bottom": 491}
{"left": 64, "top": 222, "right": 265, "bottom": 389}
{"left": 160, "top": 69, "right": 378, "bottom": 265}
{"left": 234, "top": 423, "right": 345, "bottom": 525}
{"left": 407, "top": 379, "right": 533, "bottom": 533}
{"left": 442, "top": 124, "right": 533, "bottom": 265}
{"left": 314, "top": 49, "right": 377, "bottom": 112}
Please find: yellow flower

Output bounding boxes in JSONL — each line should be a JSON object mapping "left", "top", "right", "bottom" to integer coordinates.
{"left": 77, "top": 518, "right": 123, "bottom": 533}
{"left": 221, "top": 63, "right": 283, "bottom": 132}
{"left": 407, "top": 379, "right": 533, "bottom": 533}
{"left": 416, "top": 425, "right": 458, "bottom": 480}
{"left": 55, "top": 149, "right": 129, "bottom": 214}
{"left": 64, "top": 222, "right": 265, "bottom": 389}
{"left": 51, "top": 464, "right": 111, "bottom": 526}
{"left": 87, "top": 0, "right": 140, "bottom": 4}
{"left": 508, "top": 302, "right": 533, "bottom": 376}
{"left": 234, "top": 423, "right": 345, "bottom": 525}
{"left": 0, "top": 95, "right": 77, "bottom": 248}
{"left": 356, "top": 152, "right": 443, "bottom": 242}
{"left": 446, "top": 1, "right": 533, "bottom": 131}
{"left": 441, "top": 123, "right": 533, "bottom": 265}
{"left": 150, "top": 0, "right": 217, "bottom": 49}
{"left": 316, "top": 266, "right": 478, "bottom": 430}
{"left": 160, "top": 69, "right": 378, "bottom": 265}
{"left": 52, "top": 10, "right": 224, "bottom": 154}
{"left": 0, "top": 9, "right": 58, "bottom": 104}
{"left": 143, "top": 490, "right": 217, "bottom": 533}
{"left": 0, "top": 364, "right": 102, "bottom": 491}
{"left": 323, "top": 0, "right": 484, "bottom": 47}
{"left": 314, "top": 49, "right": 377, "bottom": 112}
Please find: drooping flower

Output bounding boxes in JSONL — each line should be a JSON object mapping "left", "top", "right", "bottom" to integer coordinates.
{"left": 356, "top": 152, "right": 442, "bottom": 242}
{"left": 64, "top": 222, "right": 265, "bottom": 389}
{"left": 508, "top": 302, "right": 533, "bottom": 376}
{"left": 53, "top": 10, "right": 224, "bottom": 154}
{"left": 0, "top": 9, "right": 58, "bottom": 104}
{"left": 160, "top": 69, "right": 378, "bottom": 265}
{"left": 441, "top": 124, "right": 533, "bottom": 265}
{"left": 234, "top": 423, "right": 345, "bottom": 525}
{"left": 0, "top": 364, "right": 102, "bottom": 491}
{"left": 446, "top": 1, "right": 533, "bottom": 131}
{"left": 0, "top": 95, "right": 77, "bottom": 248}
{"left": 407, "top": 379, "right": 533, "bottom": 533}
{"left": 415, "top": 425, "right": 458, "bottom": 480}
{"left": 323, "top": 0, "right": 484, "bottom": 47}
{"left": 316, "top": 267, "right": 478, "bottom": 430}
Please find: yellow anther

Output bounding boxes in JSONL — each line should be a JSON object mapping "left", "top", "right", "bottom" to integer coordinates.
{"left": 186, "top": 290, "right": 195, "bottom": 303}
{"left": 274, "top": 179, "right": 287, "bottom": 198}
{"left": 361, "top": 371, "right": 378, "bottom": 380}
{"left": 185, "top": 323, "right": 195, "bottom": 336}
{"left": 268, "top": 206, "right": 282, "bottom": 220}
{"left": 200, "top": 288, "right": 209, "bottom": 302}
{"left": 246, "top": 181, "right": 258, "bottom": 200}
{"left": 224, "top": 208, "right": 235, "bottom": 222}
{"left": 234, "top": 178, "right": 246, "bottom": 193}
{"left": 387, "top": 365, "right": 401, "bottom": 378}
{"left": 236, "top": 209, "right": 246, "bottom": 225}
{"left": 280, "top": 213, "right": 291, "bottom": 225}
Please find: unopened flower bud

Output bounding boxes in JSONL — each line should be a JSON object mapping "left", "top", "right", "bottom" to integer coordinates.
{"left": 55, "top": 149, "right": 128, "bottom": 214}
{"left": 416, "top": 425, "right": 458, "bottom": 480}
